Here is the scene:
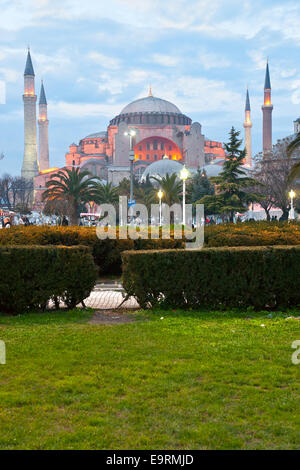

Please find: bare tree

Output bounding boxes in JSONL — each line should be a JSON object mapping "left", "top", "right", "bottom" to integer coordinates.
{"left": 0, "top": 174, "right": 13, "bottom": 209}
{"left": 250, "top": 164, "right": 274, "bottom": 221}
{"left": 0, "top": 174, "right": 33, "bottom": 212}
{"left": 252, "top": 140, "right": 296, "bottom": 220}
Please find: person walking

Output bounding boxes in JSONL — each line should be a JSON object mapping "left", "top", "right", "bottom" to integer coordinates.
{"left": 62, "top": 216, "right": 69, "bottom": 226}
{"left": 4, "top": 216, "right": 11, "bottom": 228}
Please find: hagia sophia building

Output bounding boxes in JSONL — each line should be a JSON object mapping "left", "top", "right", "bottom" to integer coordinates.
{"left": 20, "top": 49, "right": 277, "bottom": 205}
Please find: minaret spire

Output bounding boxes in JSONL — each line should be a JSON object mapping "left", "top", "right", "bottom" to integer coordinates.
{"left": 39, "top": 80, "right": 47, "bottom": 105}
{"left": 243, "top": 87, "right": 252, "bottom": 167}
{"left": 264, "top": 58, "right": 271, "bottom": 90}
{"left": 148, "top": 85, "right": 153, "bottom": 97}
{"left": 38, "top": 80, "right": 50, "bottom": 171}
{"left": 24, "top": 49, "right": 35, "bottom": 77}
{"left": 22, "top": 48, "right": 38, "bottom": 182}
{"left": 262, "top": 59, "right": 273, "bottom": 155}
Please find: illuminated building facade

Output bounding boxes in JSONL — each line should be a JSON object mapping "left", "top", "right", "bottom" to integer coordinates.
{"left": 20, "top": 50, "right": 225, "bottom": 199}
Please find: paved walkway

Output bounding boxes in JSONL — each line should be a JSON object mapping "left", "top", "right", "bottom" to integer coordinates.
{"left": 83, "top": 290, "right": 139, "bottom": 310}
{"left": 82, "top": 282, "right": 139, "bottom": 310}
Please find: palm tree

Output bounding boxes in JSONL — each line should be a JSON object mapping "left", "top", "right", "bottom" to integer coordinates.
{"left": 42, "top": 167, "right": 99, "bottom": 225}
{"left": 94, "top": 182, "right": 119, "bottom": 205}
{"left": 151, "top": 173, "right": 181, "bottom": 206}
{"left": 118, "top": 176, "right": 156, "bottom": 209}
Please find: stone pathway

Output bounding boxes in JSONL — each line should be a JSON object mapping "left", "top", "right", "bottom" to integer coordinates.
{"left": 82, "top": 281, "right": 139, "bottom": 310}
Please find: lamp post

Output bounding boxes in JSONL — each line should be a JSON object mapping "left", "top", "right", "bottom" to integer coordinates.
{"left": 124, "top": 129, "right": 136, "bottom": 222}
{"left": 157, "top": 189, "right": 163, "bottom": 226}
{"left": 289, "top": 189, "right": 296, "bottom": 220}
{"left": 180, "top": 165, "right": 189, "bottom": 226}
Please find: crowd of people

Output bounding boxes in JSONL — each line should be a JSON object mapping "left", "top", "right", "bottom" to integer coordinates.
{"left": 0, "top": 212, "right": 70, "bottom": 228}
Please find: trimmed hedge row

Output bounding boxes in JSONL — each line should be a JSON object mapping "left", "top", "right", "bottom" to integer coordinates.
{"left": 204, "top": 221, "right": 300, "bottom": 247}
{"left": 0, "top": 246, "right": 97, "bottom": 313}
{"left": 122, "top": 246, "right": 300, "bottom": 309}
{"left": 1, "top": 222, "right": 300, "bottom": 276}
{"left": 0, "top": 226, "right": 185, "bottom": 275}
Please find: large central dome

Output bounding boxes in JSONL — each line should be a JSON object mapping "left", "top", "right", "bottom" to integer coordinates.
{"left": 120, "top": 95, "right": 181, "bottom": 115}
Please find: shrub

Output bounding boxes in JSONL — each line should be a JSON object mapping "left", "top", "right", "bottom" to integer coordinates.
{"left": 0, "top": 246, "right": 97, "bottom": 313}
{"left": 204, "top": 221, "right": 300, "bottom": 247}
{"left": 0, "top": 226, "right": 184, "bottom": 275}
{"left": 122, "top": 246, "right": 300, "bottom": 310}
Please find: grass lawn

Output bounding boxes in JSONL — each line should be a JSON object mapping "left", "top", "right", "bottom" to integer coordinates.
{"left": 0, "top": 308, "right": 299, "bottom": 450}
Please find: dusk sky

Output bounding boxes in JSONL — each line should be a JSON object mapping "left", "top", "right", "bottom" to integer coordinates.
{"left": 1, "top": 0, "right": 300, "bottom": 175}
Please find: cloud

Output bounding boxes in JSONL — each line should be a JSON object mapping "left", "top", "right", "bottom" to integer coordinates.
{"left": 97, "top": 69, "right": 161, "bottom": 96}
{"left": 33, "top": 50, "right": 73, "bottom": 76}
{"left": 0, "top": 68, "right": 18, "bottom": 83}
{"left": 49, "top": 100, "right": 125, "bottom": 118}
{"left": 198, "top": 51, "right": 231, "bottom": 70}
{"left": 151, "top": 54, "right": 179, "bottom": 67}
{"left": 88, "top": 52, "right": 121, "bottom": 70}
{"left": 2, "top": 0, "right": 300, "bottom": 49}
{"left": 0, "top": 80, "right": 6, "bottom": 104}
{"left": 0, "top": 108, "right": 23, "bottom": 121}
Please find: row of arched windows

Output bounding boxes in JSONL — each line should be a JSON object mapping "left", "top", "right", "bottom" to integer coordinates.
{"left": 110, "top": 113, "right": 191, "bottom": 126}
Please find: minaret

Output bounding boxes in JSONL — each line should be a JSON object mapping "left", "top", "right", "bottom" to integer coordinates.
{"left": 243, "top": 88, "right": 252, "bottom": 167}
{"left": 21, "top": 49, "right": 38, "bottom": 180}
{"left": 38, "top": 81, "right": 49, "bottom": 171}
{"left": 262, "top": 60, "right": 273, "bottom": 155}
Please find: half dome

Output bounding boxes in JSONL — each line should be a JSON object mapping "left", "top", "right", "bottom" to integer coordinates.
{"left": 140, "top": 157, "right": 184, "bottom": 183}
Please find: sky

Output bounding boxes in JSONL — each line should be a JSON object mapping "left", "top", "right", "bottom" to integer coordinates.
{"left": 0, "top": 0, "right": 300, "bottom": 175}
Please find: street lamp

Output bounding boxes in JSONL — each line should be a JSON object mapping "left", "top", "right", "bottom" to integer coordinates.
{"left": 157, "top": 189, "right": 163, "bottom": 226}
{"left": 289, "top": 189, "right": 296, "bottom": 220}
{"left": 180, "top": 165, "right": 189, "bottom": 226}
{"left": 124, "top": 129, "right": 136, "bottom": 222}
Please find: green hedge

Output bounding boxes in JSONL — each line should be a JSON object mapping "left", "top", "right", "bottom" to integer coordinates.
{"left": 204, "top": 221, "right": 300, "bottom": 247}
{"left": 0, "top": 246, "right": 97, "bottom": 313}
{"left": 122, "top": 246, "right": 300, "bottom": 310}
{"left": 2, "top": 222, "right": 300, "bottom": 277}
{"left": 0, "top": 226, "right": 184, "bottom": 275}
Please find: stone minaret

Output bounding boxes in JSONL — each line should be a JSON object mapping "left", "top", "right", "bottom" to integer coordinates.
{"left": 262, "top": 60, "right": 273, "bottom": 155}
{"left": 38, "top": 81, "right": 49, "bottom": 171}
{"left": 243, "top": 88, "right": 252, "bottom": 167}
{"left": 21, "top": 49, "right": 38, "bottom": 180}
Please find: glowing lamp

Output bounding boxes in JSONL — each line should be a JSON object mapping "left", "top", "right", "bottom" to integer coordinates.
{"left": 124, "top": 129, "right": 136, "bottom": 137}
{"left": 180, "top": 166, "right": 189, "bottom": 181}
{"left": 289, "top": 190, "right": 296, "bottom": 199}
{"left": 157, "top": 189, "right": 163, "bottom": 200}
